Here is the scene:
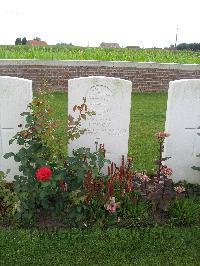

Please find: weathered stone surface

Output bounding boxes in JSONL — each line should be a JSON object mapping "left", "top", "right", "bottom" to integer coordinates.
{"left": 68, "top": 76, "right": 132, "bottom": 169}
{"left": 0, "top": 76, "right": 32, "bottom": 181}
{"left": 164, "top": 79, "right": 200, "bottom": 184}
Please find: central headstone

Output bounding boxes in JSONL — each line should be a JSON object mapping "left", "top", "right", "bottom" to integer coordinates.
{"left": 68, "top": 76, "right": 132, "bottom": 167}
{"left": 0, "top": 76, "right": 32, "bottom": 181}
{"left": 164, "top": 79, "right": 200, "bottom": 184}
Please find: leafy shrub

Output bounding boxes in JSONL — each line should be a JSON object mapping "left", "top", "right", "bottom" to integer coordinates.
{"left": 0, "top": 171, "right": 17, "bottom": 225}
{"left": 4, "top": 92, "right": 94, "bottom": 225}
{"left": 65, "top": 147, "right": 150, "bottom": 228}
{"left": 64, "top": 146, "right": 109, "bottom": 227}
{"left": 119, "top": 196, "right": 151, "bottom": 227}
{"left": 168, "top": 198, "right": 200, "bottom": 226}
{"left": 64, "top": 134, "right": 177, "bottom": 228}
{"left": 184, "top": 182, "right": 200, "bottom": 199}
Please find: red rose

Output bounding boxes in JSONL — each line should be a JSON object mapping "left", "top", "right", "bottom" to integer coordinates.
{"left": 35, "top": 166, "right": 53, "bottom": 182}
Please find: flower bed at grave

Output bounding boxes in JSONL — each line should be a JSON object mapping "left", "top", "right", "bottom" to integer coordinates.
{"left": 0, "top": 92, "right": 200, "bottom": 228}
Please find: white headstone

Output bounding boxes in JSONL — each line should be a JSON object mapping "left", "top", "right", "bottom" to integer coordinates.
{"left": 68, "top": 76, "right": 132, "bottom": 168}
{"left": 0, "top": 76, "right": 32, "bottom": 181}
{"left": 164, "top": 79, "right": 200, "bottom": 184}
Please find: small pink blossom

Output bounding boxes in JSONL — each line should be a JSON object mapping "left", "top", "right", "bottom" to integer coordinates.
{"left": 106, "top": 202, "right": 117, "bottom": 213}
{"left": 174, "top": 186, "right": 185, "bottom": 193}
{"left": 140, "top": 174, "right": 151, "bottom": 182}
{"left": 160, "top": 166, "right": 173, "bottom": 176}
{"left": 136, "top": 173, "right": 150, "bottom": 182}
{"left": 105, "top": 197, "right": 119, "bottom": 213}
{"left": 155, "top": 132, "right": 170, "bottom": 139}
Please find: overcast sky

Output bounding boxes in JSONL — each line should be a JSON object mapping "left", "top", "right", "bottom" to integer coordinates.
{"left": 0, "top": 0, "right": 199, "bottom": 48}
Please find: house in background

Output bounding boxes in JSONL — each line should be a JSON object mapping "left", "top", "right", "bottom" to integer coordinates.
{"left": 126, "top": 46, "right": 140, "bottom": 49}
{"left": 100, "top": 42, "right": 121, "bottom": 48}
{"left": 26, "top": 40, "right": 48, "bottom": 46}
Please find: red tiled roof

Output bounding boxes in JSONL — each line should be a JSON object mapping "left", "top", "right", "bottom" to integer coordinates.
{"left": 26, "top": 40, "right": 48, "bottom": 46}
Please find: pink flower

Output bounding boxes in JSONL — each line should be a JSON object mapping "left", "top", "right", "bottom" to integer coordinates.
{"left": 105, "top": 197, "right": 119, "bottom": 213}
{"left": 106, "top": 202, "right": 117, "bottom": 213}
{"left": 140, "top": 174, "right": 151, "bottom": 182}
{"left": 155, "top": 132, "right": 170, "bottom": 139}
{"left": 160, "top": 166, "right": 173, "bottom": 176}
{"left": 136, "top": 173, "right": 150, "bottom": 182}
{"left": 174, "top": 186, "right": 185, "bottom": 193}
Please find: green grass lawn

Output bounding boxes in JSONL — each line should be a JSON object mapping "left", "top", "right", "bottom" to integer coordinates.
{"left": 47, "top": 92, "right": 167, "bottom": 172}
{"left": 1, "top": 227, "right": 200, "bottom": 265}
{"left": 1, "top": 45, "right": 200, "bottom": 64}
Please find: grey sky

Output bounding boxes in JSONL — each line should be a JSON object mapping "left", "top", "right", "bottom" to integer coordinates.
{"left": 0, "top": 0, "right": 200, "bottom": 47}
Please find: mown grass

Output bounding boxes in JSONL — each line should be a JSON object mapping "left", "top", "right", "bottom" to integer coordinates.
{"left": 0, "top": 226, "right": 200, "bottom": 265}
{"left": 46, "top": 92, "right": 167, "bottom": 172}
{"left": 1, "top": 45, "right": 200, "bottom": 63}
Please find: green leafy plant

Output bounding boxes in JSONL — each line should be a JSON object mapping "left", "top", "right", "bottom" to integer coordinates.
{"left": 4, "top": 92, "right": 95, "bottom": 225}
{"left": 168, "top": 198, "right": 200, "bottom": 225}
{"left": 131, "top": 132, "right": 178, "bottom": 214}
{"left": 64, "top": 146, "right": 109, "bottom": 227}
{"left": 0, "top": 171, "right": 17, "bottom": 225}
{"left": 119, "top": 196, "right": 151, "bottom": 227}
{"left": 68, "top": 97, "right": 95, "bottom": 141}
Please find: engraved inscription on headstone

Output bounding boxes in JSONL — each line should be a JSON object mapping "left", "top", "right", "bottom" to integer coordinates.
{"left": 68, "top": 76, "right": 132, "bottom": 167}
{"left": 0, "top": 77, "right": 33, "bottom": 181}
{"left": 85, "top": 85, "right": 113, "bottom": 135}
{"left": 164, "top": 79, "right": 200, "bottom": 184}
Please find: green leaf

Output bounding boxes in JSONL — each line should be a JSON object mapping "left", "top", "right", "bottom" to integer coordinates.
{"left": 40, "top": 181, "right": 51, "bottom": 187}
{"left": 192, "top": 166, "right": 200, "bottom": 171}
{"left": 21, "top": 112, "right": 30, "bottom": 116}
{"left": 17, "top": 138, "right": 25, "bottom": 145}
{"left": 26, "top": 114, "right": 33, "bottom": 124}
{"left": 9, "top": 138, "right": 15, "bottom": 145}
{"left": 14, "top": 155, "right": 21, "bottom": 162}
{"left": 4, "top": 152, "right": 15, "bottom": 159}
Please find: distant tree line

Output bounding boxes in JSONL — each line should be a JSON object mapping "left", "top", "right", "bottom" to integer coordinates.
{"left": 176, "top": 43, "right": 200, "bottom": 51}
{"left": 56, "top": 42, "right": 74, "bottom": 46}
{"left": 15, "top": 37, "right": 27, "bottom": 45}
{"left": 15, "top": 37, "right": 42, "bottom": 45}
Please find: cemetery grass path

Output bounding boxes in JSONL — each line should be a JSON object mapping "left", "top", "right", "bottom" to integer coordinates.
{"left": 47, "top": 92, "right": 167, "bottom": 173}
{"left": 0, "top": 226, "right": 200, "bottom": 265}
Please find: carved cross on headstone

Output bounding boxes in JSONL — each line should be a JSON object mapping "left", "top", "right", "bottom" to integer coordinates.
{"left": 0, "top": 77, "right": 32, "bottom": 181}
{"left": 164, "top": 79, "right": 200, "bottom": 184}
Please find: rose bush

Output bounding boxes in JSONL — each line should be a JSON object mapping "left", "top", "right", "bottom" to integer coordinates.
{"left": 3, "top": 91, "right": 95, "bottom": 225}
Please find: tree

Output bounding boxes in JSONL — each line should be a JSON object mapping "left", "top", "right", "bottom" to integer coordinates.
{"left": 33, "top": 37, "right": 41, "bottom": 41}
{"left": 56, "top": 42, "right": 74, "bottom": 46}
{"left": 22, "top": 37, "right": 27, "bottom": 45}
{"left": 176, "top": 43, "right": 200, "bottom": 51}
{"left": 15, "top": 38, "right": 22, "bottom": 45}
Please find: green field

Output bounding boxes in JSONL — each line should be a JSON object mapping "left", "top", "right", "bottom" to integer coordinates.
{"left": 1, "top": 227, "right": 200, "bottom": 265}
{"left": 47, "top": 92, "right": 167, "bottom": 172}
{"left": 1, "top": 45, "right": 200, "bottom": 63}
